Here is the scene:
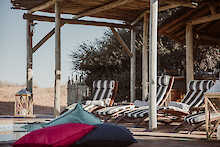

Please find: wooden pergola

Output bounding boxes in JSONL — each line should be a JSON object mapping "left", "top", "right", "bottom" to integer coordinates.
{"left": 11, "top": 0, "right": 202, "bottom": 130}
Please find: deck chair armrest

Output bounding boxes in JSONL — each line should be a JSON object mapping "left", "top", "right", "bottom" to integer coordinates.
{"left": 168, "top": 101, "right": 190, "bottom": 112}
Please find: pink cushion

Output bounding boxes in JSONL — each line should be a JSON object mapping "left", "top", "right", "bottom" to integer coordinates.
{"left": 13, "top": 123, "right": 95, "bottom": 147}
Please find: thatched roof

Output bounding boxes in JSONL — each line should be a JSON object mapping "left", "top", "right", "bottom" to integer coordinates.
{"left": 159, "top": 1, "right": 220, "bottom": 46}
{"left": 11, "top": 0, "right": 200, "bottom": 23}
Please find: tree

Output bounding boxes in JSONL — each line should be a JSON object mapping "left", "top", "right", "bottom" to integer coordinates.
{"left": 70, "top": 9, "right": 220, "bottom": 100}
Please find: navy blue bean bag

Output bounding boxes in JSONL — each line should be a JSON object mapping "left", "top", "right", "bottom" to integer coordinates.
{"left": 74, "top": 123, "right": 137, "bottom": 147}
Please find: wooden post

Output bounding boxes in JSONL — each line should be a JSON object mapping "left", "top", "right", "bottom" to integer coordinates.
{"left": 149, "top": 0, "right": 158, "bottom": 130}
{"left": 142, "top": 13, "right": 149, "bottom": 101}
{"left": 26, "top": 18, "right": 33, "bottom": 93}
{"left": 54, "top": 0, "right": 61, "bottom": 117}
{"left": 130, "top": 28, "right": 136, "bottom": 102}
{"left": 186, "top": 24, "right": 194, "bottom": 85}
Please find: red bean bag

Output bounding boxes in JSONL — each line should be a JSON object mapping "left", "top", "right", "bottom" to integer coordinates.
{"left": 13, "top": 123, "right": 95, "bottom": 147}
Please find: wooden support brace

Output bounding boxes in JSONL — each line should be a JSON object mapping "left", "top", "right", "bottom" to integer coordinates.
{"left": 207, "top": 99, "right": 217, "bottom": 112}
{"left": 33, "top": 24, "right": 64, "bottom": 53}
{"left": 73, "top": 0, "right": 134, "bottom": 19}
{"left": 110, "top": 27, "right": 133, "bottom": 57}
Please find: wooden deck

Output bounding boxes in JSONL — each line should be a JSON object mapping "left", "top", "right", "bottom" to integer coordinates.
{"left": 0, "top": 117, "right": 220, "bottom": 147}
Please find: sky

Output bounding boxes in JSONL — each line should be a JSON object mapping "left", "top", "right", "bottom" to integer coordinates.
{"left": 0, "top": 1, "right": 109, "bottom": 88}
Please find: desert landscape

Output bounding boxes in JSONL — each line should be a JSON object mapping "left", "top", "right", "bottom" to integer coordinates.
{"left": 0, "top": 81, "right": 67, "bottom": 116}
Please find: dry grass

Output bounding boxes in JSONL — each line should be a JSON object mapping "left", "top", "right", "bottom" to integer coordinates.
{"left": 0, "top": 83, "right": 67, "bottom": 115}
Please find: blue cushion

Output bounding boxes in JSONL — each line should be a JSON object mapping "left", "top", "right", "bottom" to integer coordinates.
{"left": 24, "top": 104, "right": 102, "bottom": 132}
{"left": 75, "top": 123, "right": 137, "bottom": 147}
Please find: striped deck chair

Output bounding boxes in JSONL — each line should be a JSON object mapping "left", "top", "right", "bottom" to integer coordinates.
{"left": 175, "top": 112, "right": 220, "bottom": 135}
{"left": 96, "top": 75, "right": 174, "bottom": 122}
{"left": 174, "top": 81, "right": 219, "bottom": 136}
{"left": 160, "top": 80, "right": 215, "bottom": 116}
{"left": 63, "top": 80, "right": 118, "bottom": 113}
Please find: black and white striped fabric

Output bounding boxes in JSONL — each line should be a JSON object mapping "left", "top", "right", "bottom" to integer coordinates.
{"left": 184, "top": 112, "right": 220, "bottom": 124}
{"left": 96, "top": 75, "right": 171, "bottom": 118}
{"left": 91, "top": 80, "right": 116, "bottom": 101}
{"left": 124, "top": 75, "right": 171, "bottom": 118}
{"left": 66, "top": 80, "right": 117, "bottom": 112}
{"left": 182, "top": 80, "right": 214, "bottom": 108}
{"left": 161, "top": 80, "right": 214, "bottom": 115}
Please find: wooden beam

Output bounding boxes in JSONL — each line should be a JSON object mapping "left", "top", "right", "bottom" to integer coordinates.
{"left": 29, "top": 0, "right": 55, "bottom": 13}
{"left": 165, "top": 7, "right": 209, "bottom": 34}
{"left": 142, "top": 13, "right": 149, "bottom": 101}
{"left": 189, "top": 13, "right": 220, "bottom": 25}
{"left": 149, "top": 0, "right": 158, "bottom": 130}
{"left": 130, "top": 28, "right": 136, "bottom": 103}
{"left": 131, "top": 4, "right": 181, "bottom": 26}
{"left": 175, "top": 29, "right": 185, "bottom": 38}
{"left": 110, "top": 27, "right": 133, "bottom": 57}
{"left": 26, "top": 17, "right": 34, "bottom": 116}
{"left": 54, "top": 0, "right": 61, "bottom": 117}
{"left": 185, "top": 24, "right": 194, "bottom": 85}
{"left": 33, "top": 24, "right": 64, "bottom": 53}
{"left": 159, "top": 5, "right": 200, "bottom": 34}
{"left": 73, "top": 0, "right": 134, "bottom": 19}
{"left": 23, "top": 13, "right": 132, "bottom": 29}
{"left": 26, "top": 19, "right": 33, "bottom": 93}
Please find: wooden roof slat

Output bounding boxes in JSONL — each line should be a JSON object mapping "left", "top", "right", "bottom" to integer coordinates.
{"left": 131, "top": 3, "right": 185, "bottom": 25}
{"left": 159, "top": 8, "right": 196, "bottom": 34}
{"left": 29, "top": 0, "right": 55, "bottom": 13}
{"left": 166, "top": 6, "right": 210, "bottom": 34}
{"left": 72, "top": 0, "right": 135, "bottom": 20}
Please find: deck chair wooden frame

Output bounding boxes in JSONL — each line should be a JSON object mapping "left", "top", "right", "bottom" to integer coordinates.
{"left": 63, "top": 80, "right": 118, "bottom": 113}
{"left": 95, "top": 75, "right": 174, "bottom": 122}
{"left": 159, "top": 80, "right": 215, "bottom": 120}
{"left": 112, "top": 75, "right": 174, "bottom": 124}
{"left": 205, "top": 92, "right": 220, "bottom": 139}
{"left": 169, "top": 81, "right": 217, "bottom": 134}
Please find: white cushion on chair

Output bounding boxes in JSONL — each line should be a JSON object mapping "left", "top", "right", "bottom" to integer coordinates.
{"left": 85, "top": 100, "right": 105, "bottom": 107}
{"left": 168, "top": 101, "right": 190, "bottom": 113}
{"left": 85, "top": 98, "right": 111, "bottom": 107}
{"left": 134, "top": 100, "right": 149, "bottom": 107}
